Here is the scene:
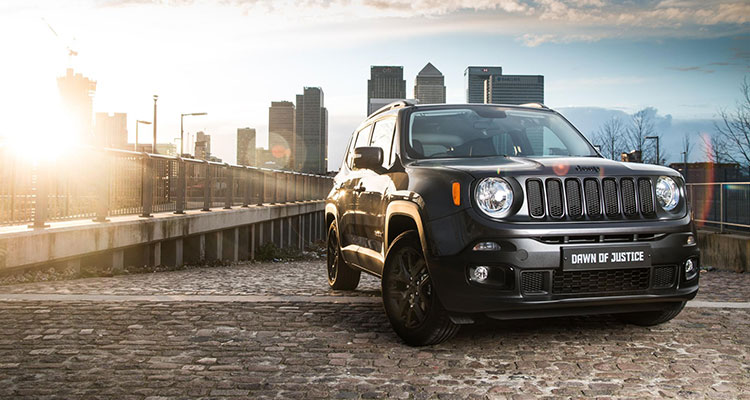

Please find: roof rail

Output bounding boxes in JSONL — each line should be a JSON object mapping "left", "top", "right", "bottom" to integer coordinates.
{"left": 368, "top": 100, "right": 417, "bottom": 119}
{"left": 519, "top": 102, "right": 548, "bottom": 109}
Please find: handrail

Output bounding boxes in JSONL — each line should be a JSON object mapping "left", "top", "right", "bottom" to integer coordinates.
{"left": 686, "top": 182, "right": 750, "bottom": 233}
{"left": 0, "top": 145, "right": 334, "bottom": 228}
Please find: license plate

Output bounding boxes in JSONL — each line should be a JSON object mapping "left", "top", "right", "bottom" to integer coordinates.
{"left": 562, "top": 245, "right": 651, "bottom": 270}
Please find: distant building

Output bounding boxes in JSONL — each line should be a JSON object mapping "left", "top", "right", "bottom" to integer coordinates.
{"left": 57, "top": 68, "right": 96, "bottom": 143}
{"left": 668, "top": 162, "right": 747, "bottom": 183}
{"left": 95, "top": 112, "right": 127, "bottom": 149}
{"left": 295, "top": 87, "right": 328, "bottom": 174}
{"left": 256, "top": 147, "right": 282, "bottom": 169}
{"left": 237, "top": 128, "right": 256, "bottom": 167}
{"left": 465, "top": 66, "right": 544, "bottom": 105}
{"left": 268, "top": 101, "right": 295, "bottom": 169}
{"left": 368, "top": 66, "right": 406, "bottom": 115}
{"left": 414, "top": 62, "right": 446, "bottom": 104}
{"left": 194, "top": 131, "right": 211, "bottom": 160}
{"left": 465, "top": 66, "right": 502, "bottom": 104}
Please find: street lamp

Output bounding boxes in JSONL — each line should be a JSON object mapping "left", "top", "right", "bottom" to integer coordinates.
{"left": 135, "top": 120, "right": 152, "bottom": 152}
{"left": 180, "top": 112, "right": 207, "bottom": 156}
{"left": 152, "top": 95, "right": 159, "bottom": 154}
{"left": 646, "top": 136, "right": 660, "bottom": 165}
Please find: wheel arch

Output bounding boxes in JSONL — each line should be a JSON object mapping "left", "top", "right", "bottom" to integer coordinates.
{"left": 385, "top": 200, "right": 428, "bottom": 258}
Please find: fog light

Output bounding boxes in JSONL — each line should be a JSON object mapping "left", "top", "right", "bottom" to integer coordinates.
{"left": 471, "top": 266, "right": 489, "bottom": 282}
{"left": 684, "top": 258, "right": 698, "bottom": 280}
{"left": 686, "top": 235, "right": 696, "bottom": 245}
{"left": 473, "top": 241, "right": 501, "bottom": 251}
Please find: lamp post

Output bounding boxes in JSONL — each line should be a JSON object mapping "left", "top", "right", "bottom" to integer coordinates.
{"left": 646, "top": 136, "right": 660, "bottom": 165}
{"left": 152, "top": 95, "right": 159, "bottom": 154}
{"left": 135, "top": 120, "right": 152, "bottom": 152}
{"left": 180, "top": 112, "right": 207, "bottom": 156}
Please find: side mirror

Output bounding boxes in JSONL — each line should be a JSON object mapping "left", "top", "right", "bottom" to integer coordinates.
{"left": 353, "top": 147, "right": 383, "bottom": 170}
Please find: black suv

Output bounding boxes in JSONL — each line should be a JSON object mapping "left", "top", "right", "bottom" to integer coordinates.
{"left": 325, "top": 102, "right": 699, "bottom": 346}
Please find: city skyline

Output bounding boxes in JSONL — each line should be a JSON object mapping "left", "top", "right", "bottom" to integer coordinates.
{"left": 1, "top": 1, "right": 748, "bottom": 168}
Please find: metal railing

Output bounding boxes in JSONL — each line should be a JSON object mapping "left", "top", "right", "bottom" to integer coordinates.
{"left": 687, "top": 182, "right": 750, "bottom": 233}
{"left": 0, "top": 146, "right": 334, "bottom": 228}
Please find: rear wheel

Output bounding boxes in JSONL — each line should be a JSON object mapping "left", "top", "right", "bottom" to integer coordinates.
{"left": 616, "top": 301, "right": 686, "bottom": 326}
{"left": 382, "top": 231, "right": 458, "bottom": 346}
{"left": 326, "top": 223, "right": 360, "bottom": 290}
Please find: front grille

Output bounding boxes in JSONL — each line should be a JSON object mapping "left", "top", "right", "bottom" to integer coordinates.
{"left": 639, "top": 179, "right": 655, "bottom": 215}
{"left": 584, "top": 179, "right": 601, "bottom": 217}
{"left": 528, "top": 176, "right": 657, "bottom": 220}
{"left": 653, "top": 266, "right": 676, "bottom": 288}
{"left": 552, "top": 268, "right": 650, "bottom": 295}
{"left": 565, "top": 179, "right": 582, "bottom": 218}
{"left": 526, "top": 180, "right": 545, "bottom": 218}
{"left": 521, "top": 271, "right": 547, "bottom": 294}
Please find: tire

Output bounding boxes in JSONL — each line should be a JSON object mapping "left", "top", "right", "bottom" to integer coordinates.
{"left": 326, "top": 223, "right": 360, "bottom": 290}
{"left": 616, "top": 301, "right": 686, "bottom": 326}
{"left": 382, "top": 230, "right": 459, "bottom": 346}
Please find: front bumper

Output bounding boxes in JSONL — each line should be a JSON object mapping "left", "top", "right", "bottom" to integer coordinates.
{"left": 425, "top": 227, "right": 700, "bottom": 318}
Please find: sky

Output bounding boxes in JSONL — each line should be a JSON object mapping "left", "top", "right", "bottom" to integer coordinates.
{"left": 0, "top": 0, "right": 748, "bottom": 167}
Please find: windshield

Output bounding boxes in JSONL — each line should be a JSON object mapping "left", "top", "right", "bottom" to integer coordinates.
{"left": 406, "top": 107, "right": 598, "bottom": 159}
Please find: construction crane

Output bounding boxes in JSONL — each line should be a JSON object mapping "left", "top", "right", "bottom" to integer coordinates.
{"left": 42, "top": 18, "right": 78, "bottom": 64}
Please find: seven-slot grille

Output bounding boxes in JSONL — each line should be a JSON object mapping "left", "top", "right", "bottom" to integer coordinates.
{"left": 526, "top": 177, "right": 656, "bottom": 220}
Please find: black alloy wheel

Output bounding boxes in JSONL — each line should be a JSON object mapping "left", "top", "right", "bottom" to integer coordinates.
{"left": 382, "top": 230, "right": 458, "bottom": 346}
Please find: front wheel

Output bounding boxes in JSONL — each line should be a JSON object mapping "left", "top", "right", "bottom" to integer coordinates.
{"left": 382, "top": 231, "right": 458, "bottom": 346}
{"left": 616, "top": 301, "right": 686, "bottom": 326}
{"left": 326, "top": 223, "right": 360, "bottom": 290}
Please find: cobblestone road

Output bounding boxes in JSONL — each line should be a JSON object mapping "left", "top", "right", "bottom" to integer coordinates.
{"left": 0, "top": 262, "right": 748, "bottom": 399}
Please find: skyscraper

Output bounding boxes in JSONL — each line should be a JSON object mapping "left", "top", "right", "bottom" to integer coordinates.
{"left": 464, "top": 66, "right": 544, "bottom": 105}
{"left": 488, "top": 75, "right": 544, "bottom": 105}
{"left": 237, "top": 128, "right": 256, "bottom": 166}
{"left": 464, "top": 66, "right": 502, "bottom": 104}
{"left": 268, "top": 101, "right": 295, "bottom": 169}
{"left": 294, "top": 87, "right": 328, "bottom": 174}
{"left": 94, "top": 112, "right": 127, "bottom": 149}
{"left": 57, "top": 68, "right": 96, "bottom": 143}
{"left": 414, "top": 62, "right": 446, "bottom": 104}
{"left": 367, "top": 66, "right": 406, "bottom": 115}
{"left": 194, "top": 131, "right": 211, "bottom": 160}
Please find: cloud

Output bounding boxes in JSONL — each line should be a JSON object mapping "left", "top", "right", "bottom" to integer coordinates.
{"left": 667, "top": 66, "right": 716, "bottom": 73}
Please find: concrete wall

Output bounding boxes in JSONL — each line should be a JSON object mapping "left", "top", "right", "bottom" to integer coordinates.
{"left": 0, "top": 202, "right": 325, "bottom": 273}
{"left": 698, "top": 230, "right": 750, "bottom": 273}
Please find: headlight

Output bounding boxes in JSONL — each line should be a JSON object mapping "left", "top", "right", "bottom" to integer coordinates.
{"left": 475, "top": 177, "right": 514, "bottom": 218}
{"left": 656, "top": 176, "right": 679, "bottom": 211}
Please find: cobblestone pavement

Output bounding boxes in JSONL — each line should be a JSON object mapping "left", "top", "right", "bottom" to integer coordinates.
{"left": 0, "top": 262, "right": 748, "bottom": 399}
{"left": 0, "top": 261, "right": 747, "bottom": 302}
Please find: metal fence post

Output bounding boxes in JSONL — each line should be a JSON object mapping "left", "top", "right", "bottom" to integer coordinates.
{"left": 242, "top": 167, "right": 251, "bottom": 208}
{"left": 271, "top": 172, "right": 278, "bottom": 205}
{"left": 94, "top": 150, "right": 110, "bottom": 222}
{"left": 202, "top": 161, "right": 212, "bottom": 211}
{"left": 175, "top": 157, "right": 186, "bottom": 214}
{"left": 719, "top": 183, "right": 724, "bottom": 233}
{"left": 257, "top": 170, "right": 265, "bottom": 206}
{"left": 141, "top": 155, "right": 153, "bottom": 217}
{"left": 224, "top": 164, "right": 233, "bottom": 209}
{"left": 30, "top": 162, "right": 49, "bottom": 229}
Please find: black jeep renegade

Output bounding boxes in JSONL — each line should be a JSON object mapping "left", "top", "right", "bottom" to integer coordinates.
{"left": 325, "top": 102, "right": 699, "bottom": 346}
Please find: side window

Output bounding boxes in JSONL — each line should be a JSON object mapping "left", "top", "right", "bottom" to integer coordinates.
{"left": 370, "top": 118, "right": 396, "bottom": 166}
{"left": 347, "top": 124, "right": 372, "bottom": 168}
{"left": 343, "top": 133, "right": 357, "bottom": 169}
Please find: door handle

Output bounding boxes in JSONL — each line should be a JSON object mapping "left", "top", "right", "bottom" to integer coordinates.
{"left": 353, "top": 184, "right": 365, "bottom": 193}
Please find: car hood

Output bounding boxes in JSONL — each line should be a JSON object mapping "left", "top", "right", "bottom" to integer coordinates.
{"left": 408, "top": 156, "right": 680, "bottom": 179}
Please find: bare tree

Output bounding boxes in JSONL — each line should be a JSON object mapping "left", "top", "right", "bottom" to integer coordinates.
{"left": 681, "top": 133, "right": 693, "bottom": 163}
{"left": 626, "top": 108, "right": 660, "bottom": 163}
{"left": 714, "top": 77, "right": 750, "bottom": 167}
{"left": 594, "top": 117, "right": 624, "bottom": 160}
{"left": 701, "top": 131, "right": 730, "bottom": 164}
